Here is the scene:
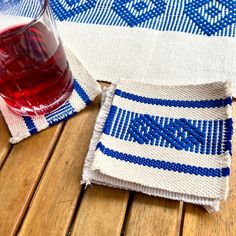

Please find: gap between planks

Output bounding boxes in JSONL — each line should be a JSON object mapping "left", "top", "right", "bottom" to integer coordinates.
{"left": 18, "top": 94, "right": 102, "bottom": 236}
{"left": 0, "top": 123, "right": 64, "bottom": 236}
{"left": 123, "top": 195, "right": 184, "bottom": 236}
{"left": 16, "top": 121, "right": 67, "bottom": 232}
{"left": 66, "top": 186, "right": 86, "bottom": 236}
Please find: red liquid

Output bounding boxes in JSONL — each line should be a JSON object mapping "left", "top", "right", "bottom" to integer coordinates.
{"left": 0, "top": 22, "right": 73, "bottom": 116}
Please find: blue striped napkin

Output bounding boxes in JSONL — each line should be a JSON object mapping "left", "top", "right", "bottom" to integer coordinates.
{"left": 0, "top": 50, "right": 101, "bottom": 143}
{"left": 82, "top": 79, "right": 233, "bottom": 212}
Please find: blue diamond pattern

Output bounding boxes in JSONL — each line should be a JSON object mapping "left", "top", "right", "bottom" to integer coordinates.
{"left": 128, "top": 115, "right": 206, "bottom": 151}
{"left": 205, "top": 5, "right": 222, "bottom": 18}
{"left": 184, "top": 0, "right": 236, "bottom": 36}
{"left": 112, "top": 0, "right": 167, "bottom": 27}
{"left": 50, "top": 0, "right": 98, "bottom": 21}
{"left": 133, "top": 1, "right": 148, "bottom": 11}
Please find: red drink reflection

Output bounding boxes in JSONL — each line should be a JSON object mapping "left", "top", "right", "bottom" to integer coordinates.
{"left": 0, "top": 22, "right": 73, "bottom": 116}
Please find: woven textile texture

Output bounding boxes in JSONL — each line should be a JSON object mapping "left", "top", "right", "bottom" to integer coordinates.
{"left": 0, "top": 49, "right": 101, "bottom": 143}
{"left": 4, "top": 0, "right": 236, "bottom": 36}
{"left": 1, "top": 1, "right": 236, "bottom": 95}
{"left": 82, "top": 79, "right": 233, "bottom": 212}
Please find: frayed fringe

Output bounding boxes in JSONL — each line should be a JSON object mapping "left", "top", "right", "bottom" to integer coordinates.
{"left": 81, "top": 84, "right": 116, "bottom": 186}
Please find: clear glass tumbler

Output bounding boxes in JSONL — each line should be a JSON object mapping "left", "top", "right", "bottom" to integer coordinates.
{"left": 0, "top": 0, "right": 74, "bottom": 116}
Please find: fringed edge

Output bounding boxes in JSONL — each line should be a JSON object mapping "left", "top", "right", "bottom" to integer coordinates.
{"left": 81, "top": 84, "right": 116, "bottom": 186}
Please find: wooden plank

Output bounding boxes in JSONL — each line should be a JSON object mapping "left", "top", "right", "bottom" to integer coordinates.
{"left": 182, "top": 102, "right": 236, "bottom": 236}
{"left": 124, "top": 193, "right": 182, "bottom": 236}
{"left": 0, "top": 123, "right": 63, "bottom": 236}
{"left": 0, "top": 113, "right": 11, "bottom": 168}
{"left": 18, "top": 96, "right": 101, "bottom": 236}
{"left": 71, "top": 185, "right": 129, "bottom": 236}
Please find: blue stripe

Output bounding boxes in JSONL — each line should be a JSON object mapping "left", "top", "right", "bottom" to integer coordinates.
{"left": 47, "top": 110, "right": 76, "bottom": 126}
{"left": 116, "top": 109, "right": 126, "bottom": 138}
{"left": 115, "top": 89, "right": 232, "bottom": 108}
{"left": 206, "top": 121, "right": 213, "bottom": 155}
{"left": 128, "top": 112, "right": 135, "bottom": 142}
{"left": 45, "top": 101, "right": 76, "bottom": 126}
{"left": 104, "top": 106, "right": 118, "bottom": 135}
{"left": 211, "top": 120, "right": 218, "bottom": 155}
{"left": 124, "top": 111, "right": 131, "bottom": 141}
{"left": 97, "top": 142, "right": 230, "bottom": 177}
{"left": 111, "top": 108, "right": 122, "bottom": 137}
{"left": 23, "top": 116, "right": 37, "bottom": 135}
{"left": 154, "top": 116, "right": 161, "bottom": 146}
{"left": 217, "top": 120, "right": 223, "bottom": 155}
{"left": 200, "top": 120, "right": 207, "bottom": 154}
{"left": 45, "top": 101, "right": 72, "bottom": 119}
{"left": 46, "top": 110, "right": 76, "bottom": 126}
{"left": 120, "top": 110, "right": 129, "bottom": 139}
{"left": 73, "top": 80, "right": 92, "bottom": 105}
{"left": 224, "top": 118, "right": 233, "bottom": 156}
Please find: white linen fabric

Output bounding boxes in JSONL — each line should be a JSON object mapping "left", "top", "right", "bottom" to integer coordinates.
{"left": 57, "top": 22, "right": 236, "bottom": 96}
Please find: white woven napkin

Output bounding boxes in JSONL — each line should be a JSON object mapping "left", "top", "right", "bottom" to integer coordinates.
{"left": 0, "top": 49, "right": 101, "bottom": 143}
{"left": 82, "top": 79, "right": 233, "bottom": 212}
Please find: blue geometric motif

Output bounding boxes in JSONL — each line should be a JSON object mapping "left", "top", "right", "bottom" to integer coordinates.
{"left": 112, "top": 0, "right": 167, "bottom": 27}
{"left": 103, "top": 106, "right": 232, "bottom": 155}
{"left": 4, "top": 0, "right": 236, "bottom": 36}
{"left": 205, "top": 6, "right": 222, "bottom": 18}
{"left": 184, "top": 0, "right": 236, "bottom": 36}
{"left": 50, "top": 0, "right": 98, "bottom": 21}
{"left": 128, "top": 114, "right": 206, "bottom": 151}
{"left": 133, "top": 1, "right": 148, "bottom": 11}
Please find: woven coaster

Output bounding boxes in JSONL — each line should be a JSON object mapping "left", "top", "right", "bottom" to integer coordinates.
{"left": 82, "top": 79, "right": 233, "bottom": 212}
{"left": 0, "top": 49, "right": 101, "bottom": 143}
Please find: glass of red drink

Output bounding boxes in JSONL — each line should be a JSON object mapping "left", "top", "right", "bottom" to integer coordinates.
{"left": 0, "top": 0, "right": 74, "bottom": 116}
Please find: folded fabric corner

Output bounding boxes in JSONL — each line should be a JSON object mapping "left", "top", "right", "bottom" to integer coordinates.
{"left": 82, "top": 79, "right": 233, "bottom": 212}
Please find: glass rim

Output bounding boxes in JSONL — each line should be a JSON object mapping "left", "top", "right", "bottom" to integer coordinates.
{"left": 0, "top": 0, "right": 49, "bottom": 39}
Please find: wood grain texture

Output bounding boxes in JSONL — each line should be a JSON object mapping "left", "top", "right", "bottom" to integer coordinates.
{"left": 19, "top": 96, "right": 101, "bottom": 236}
{"left": 0, "top": 124, "right": 63, "bottom": 236}
{"left": 124, "top": 193, "right": 182, "bottom": 236}
{"left": 71, "top": 185, "right": 129, "bottom": 236}
{"left": 0, "top": 113, "right": 11, "bottom": 168}
{"left": 182, "top": 102, "right": 236, "bottom": 236}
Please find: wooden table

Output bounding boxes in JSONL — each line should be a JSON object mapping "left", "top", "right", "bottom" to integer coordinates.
{"left": 0, "top": 89, "right": 236, "bottom": 236}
